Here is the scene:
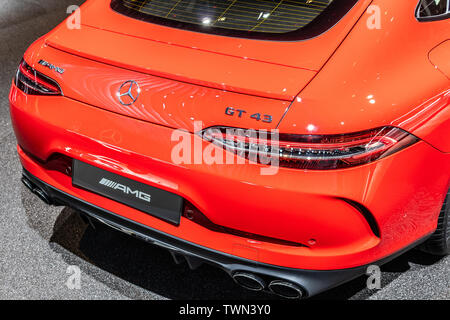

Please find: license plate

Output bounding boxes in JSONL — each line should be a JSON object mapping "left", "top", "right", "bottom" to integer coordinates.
{"left": 72, "top": 160, "right": 183, "bottom": 225}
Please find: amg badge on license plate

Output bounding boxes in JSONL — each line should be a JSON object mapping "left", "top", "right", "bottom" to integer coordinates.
{"left": 72, "top": 160, "right": 183, "bottom": 225}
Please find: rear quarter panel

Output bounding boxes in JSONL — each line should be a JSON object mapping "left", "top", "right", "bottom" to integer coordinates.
{"left": 277, "top": 0, "right": 450, "bottom": 149}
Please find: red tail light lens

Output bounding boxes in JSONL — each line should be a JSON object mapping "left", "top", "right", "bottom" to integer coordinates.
{"left": 201, "top": 126, "right": 418, "bottom": 170}
{"left": 15, "top": 60, "right": 62, "bottom": 96}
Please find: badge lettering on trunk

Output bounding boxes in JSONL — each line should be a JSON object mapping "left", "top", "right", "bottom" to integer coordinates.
{"left": 38, "top": 60, "right": 65, "bottom": 74}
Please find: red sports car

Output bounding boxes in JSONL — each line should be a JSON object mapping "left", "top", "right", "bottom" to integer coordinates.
{"left": 9, "top": 0, "right": 450, "bottom": 299}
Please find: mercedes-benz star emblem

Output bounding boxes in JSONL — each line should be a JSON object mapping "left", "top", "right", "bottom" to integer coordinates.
{"left": 117, "top": 80, "right": 140, "bottom": 106}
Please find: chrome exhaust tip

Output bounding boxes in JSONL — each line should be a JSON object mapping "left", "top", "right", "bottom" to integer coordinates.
{"left": 268, "top": 280, "right": 304, "bottom": 299}
{"left": 232, "top": 272, "right": 265, "bottom": 291}
{"left": 21, "top": 176, "right": 35, "bottom": 191}
{"left": 33, "top": 187, "right": 53, "bottom": 205}
{"left": 22, "top": 176, "right": 53, "bottom": 205}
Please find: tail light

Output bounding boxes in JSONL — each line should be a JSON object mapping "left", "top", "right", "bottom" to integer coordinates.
{"left": 15, "top": 60, "right": 62, "bottom": 96}
{"left": 201, "top": 126, "right": 418, "bottom": 170}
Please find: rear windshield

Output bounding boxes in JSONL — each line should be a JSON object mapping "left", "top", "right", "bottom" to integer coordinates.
{"left": 110, "top": 0, "right": 359, "bottom": 41}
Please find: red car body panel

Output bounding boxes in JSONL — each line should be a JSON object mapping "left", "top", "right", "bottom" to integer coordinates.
{"left": 45, "top": 25, "right": 315, "bottom": 101}
{"left": 429, "top": 40, "right": 450, "bottom": 80}
{"left": 278, "top": 1, "right": 450, "bottom": 136}
{"left": 77, "top": 0, "right": 371, "bottom": 71}
{"left": 10, "top": 83, "right": 450, "bottom": 269}
{"left": 8, "top": 0, "right": 450, "bottom": 297}
{"left": 24, "top": 42, "right": 291, "bottom": 131}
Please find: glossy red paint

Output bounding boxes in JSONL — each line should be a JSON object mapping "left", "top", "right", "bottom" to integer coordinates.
{"left": 9, "top": 80, "right": 450, "bottom": 269}
{"left": 429, "top": 40, "right": 450, "bottom": 79}
{"left": 24, "top": 42, "right": 291, "bottom": 132}
{"left": 278, "top": 1, "right": 450, "bottom": 136}
{"left": 57, "top": 0, "right": 372, "bottom": 83}
{"left": 8, "top": 0, "right": 450, "bottom": 287}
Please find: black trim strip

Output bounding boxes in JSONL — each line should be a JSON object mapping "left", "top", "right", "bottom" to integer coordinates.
{"left": 341, "top": 198, "right": 381, "bottom": 238}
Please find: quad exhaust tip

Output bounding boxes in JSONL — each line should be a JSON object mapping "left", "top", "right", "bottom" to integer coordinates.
{"left": 268, "top": 280, "right": 304, "bottom": 299}
{"left": 21, "top": 176, "right": 52, "bottom": 205}
{"left": 232, "top": 272, "right": 305, "bottom": 299}
{"left": 33, "top": 188, "right": 52, "bottom": 205}
{"left": 232, "top": 272, "right": 265, "bottom": 292}
{"left": 21, "top": 176, "right": 35, "bottom": 191}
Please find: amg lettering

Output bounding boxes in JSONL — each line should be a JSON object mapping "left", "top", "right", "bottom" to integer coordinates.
{"left": 99, "top": 178, "right": 151, "bottom": 203}
{"left": 38, "top": 60, "right": 65, "bottom": 74}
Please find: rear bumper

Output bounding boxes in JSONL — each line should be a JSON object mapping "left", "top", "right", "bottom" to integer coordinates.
{"left": 20, "top": 168, "right": 430, "bottom": 298}
{"left": 9, "top": 83, "right": 450, "bottom": 272}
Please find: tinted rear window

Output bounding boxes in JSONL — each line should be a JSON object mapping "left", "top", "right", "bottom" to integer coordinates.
{"left": 111, "top": 0, "right": 359, "bottom": 40}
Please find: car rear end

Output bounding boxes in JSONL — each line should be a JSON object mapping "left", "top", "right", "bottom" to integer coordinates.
{"left": 9, "top": 0, "right": 450, "bottom": 298}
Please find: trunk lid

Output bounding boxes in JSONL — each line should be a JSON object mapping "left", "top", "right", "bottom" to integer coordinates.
{"left": 78, "top": 0, "right": 370, "bottom": 73}
{"left": 34, "top": 0, "right": 370, "bottom": 131}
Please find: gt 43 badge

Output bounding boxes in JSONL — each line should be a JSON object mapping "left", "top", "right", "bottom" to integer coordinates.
{"left": 225, "top": 107, "right": 273, "bottom": 123}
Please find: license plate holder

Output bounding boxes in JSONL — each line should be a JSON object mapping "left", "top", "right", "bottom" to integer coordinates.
{"left": 72, "top": 160, "right": 183, "bottom": 225}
